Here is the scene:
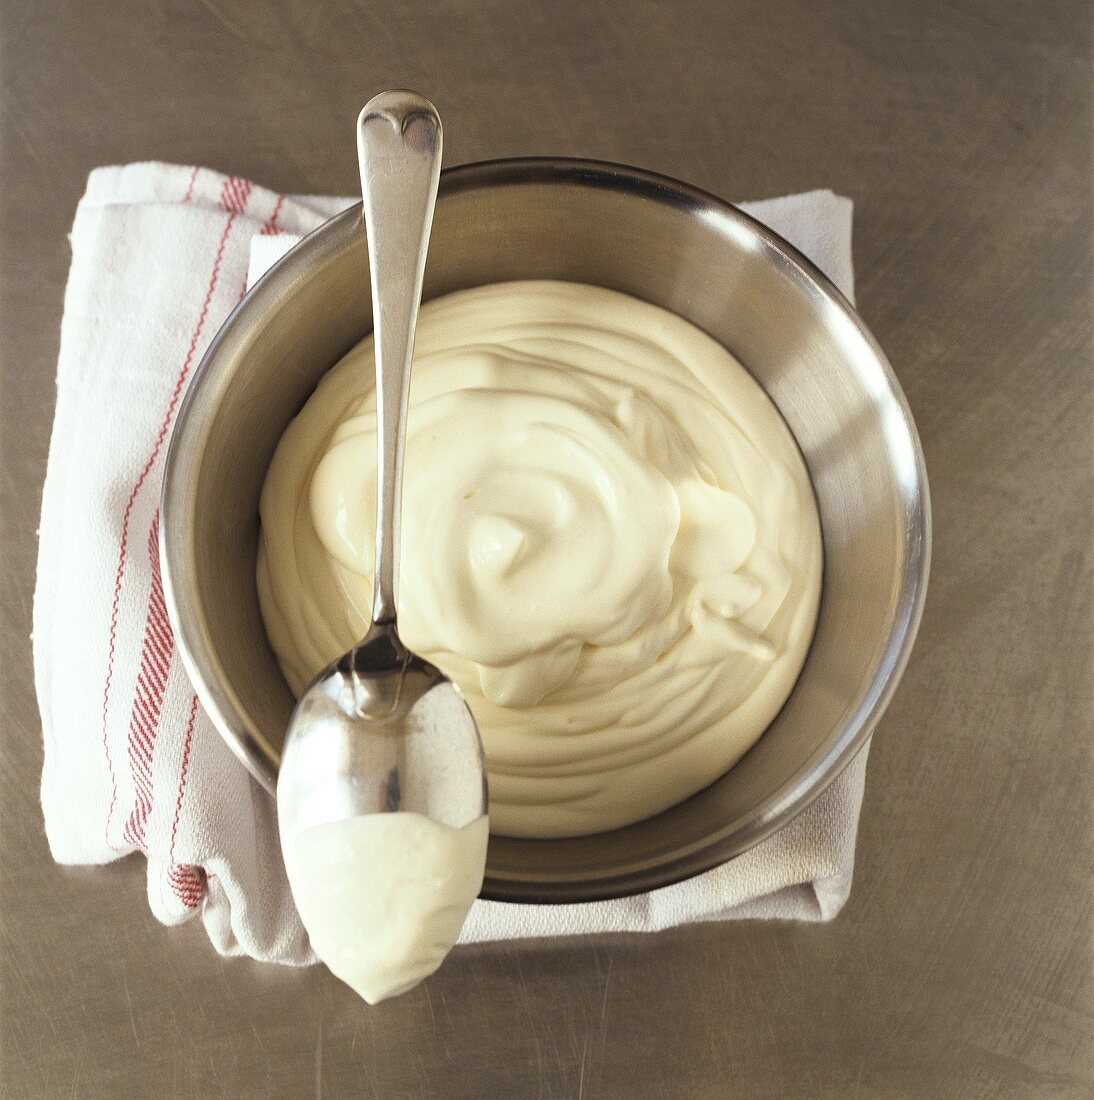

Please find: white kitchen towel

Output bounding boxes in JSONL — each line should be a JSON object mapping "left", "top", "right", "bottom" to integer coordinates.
{"left": 34, "top": 162, "right": 863, "bottom": 965}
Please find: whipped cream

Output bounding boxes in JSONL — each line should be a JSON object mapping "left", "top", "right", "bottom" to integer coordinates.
{"left": 259, "top": 281, "right": 822, "bottom": 837}
{"left": 285, "top": 813, "right": 488, "bottom": 1004}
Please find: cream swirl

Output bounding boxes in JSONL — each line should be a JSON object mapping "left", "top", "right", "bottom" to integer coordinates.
{"left": 258, "top": 281, "right": 822, "bottom": 838}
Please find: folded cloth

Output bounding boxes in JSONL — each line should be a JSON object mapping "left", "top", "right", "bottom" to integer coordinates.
{"left": 34, "top": 162, "right": 863, "bottom": 965}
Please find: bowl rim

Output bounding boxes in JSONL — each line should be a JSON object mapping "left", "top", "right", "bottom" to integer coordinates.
{"left": 162, "top": 156, "right": 931, "bottom": 903}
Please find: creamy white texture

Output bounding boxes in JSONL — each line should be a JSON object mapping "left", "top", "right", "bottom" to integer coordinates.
{"left": 286, "top": 814, "right": 488, "bottom": 1004}
{"left": 259, "top": 281, "right": 822, "bottom": 838}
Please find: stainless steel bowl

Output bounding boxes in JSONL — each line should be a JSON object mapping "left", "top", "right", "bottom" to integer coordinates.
{"left": 161, "top": 158, "right": 930, "bottom": 904}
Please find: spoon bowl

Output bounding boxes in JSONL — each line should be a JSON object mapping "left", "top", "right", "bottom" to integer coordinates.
{"left": 277, "top": 624, "right": 487, "bottom": 845}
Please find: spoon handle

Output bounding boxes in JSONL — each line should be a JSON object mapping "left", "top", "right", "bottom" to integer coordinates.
{"left": 357, "top": 90, "right": 442, "bottom": 626}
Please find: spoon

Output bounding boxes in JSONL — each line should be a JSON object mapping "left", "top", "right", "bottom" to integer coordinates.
{"left": 277, "top": 91, "right": 487, "bottom": 855}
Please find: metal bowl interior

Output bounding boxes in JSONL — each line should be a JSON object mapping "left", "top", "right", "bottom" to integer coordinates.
{"left": 161, "top": 159, "right": 930, "bottom": 903}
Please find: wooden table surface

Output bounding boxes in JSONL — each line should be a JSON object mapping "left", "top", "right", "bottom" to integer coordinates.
{"left": 1, "top": 1, "right": 1090, "bottom": 1096}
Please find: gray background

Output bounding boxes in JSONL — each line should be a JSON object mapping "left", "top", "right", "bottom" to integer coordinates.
{"left": 1, "top": 1, "right": 1091, "bottom": 1096}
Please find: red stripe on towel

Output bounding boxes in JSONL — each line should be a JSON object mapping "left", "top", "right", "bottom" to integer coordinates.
{"left": 182, "top": 166, "right": 200, "bottom": 204}
{"left": 260, "top": 194, "right": 286, "bottom": 236}
{"left": 220, "top": 176, "right": 253, "bottom": 216}
{"left": 121, "top": 517, "right": 172, "bottom": 850}
{"left": 100, "top": 185, "right": 243, "bottom": 849}
{"left": 167, "top": 694, "right": 203, "bottom": 909}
